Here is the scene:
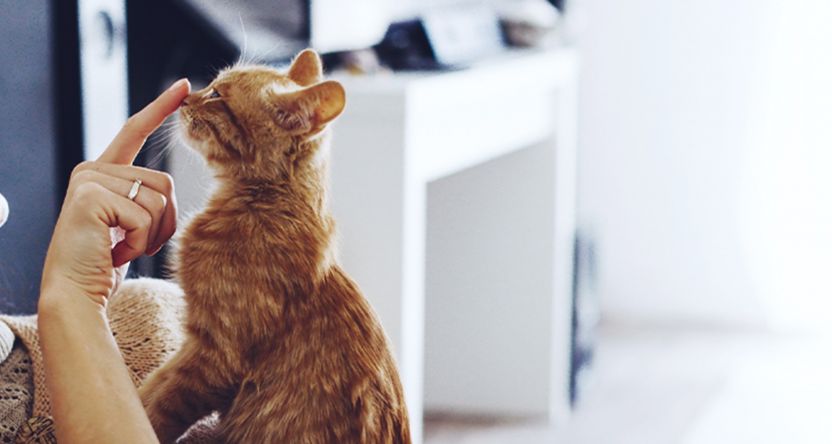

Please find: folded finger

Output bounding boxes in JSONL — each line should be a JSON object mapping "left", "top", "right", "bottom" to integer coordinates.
{"left": 72, "top": 162, "right": 177, "bottom": 253}
{"left": 71, "top": 169, "right": 168, "bottom": 255}
{"left": 107, "top": 195, "right": 154, "bottom": 267}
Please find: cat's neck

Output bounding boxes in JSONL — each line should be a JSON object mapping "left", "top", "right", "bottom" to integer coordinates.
{"left": 193, "top": 137, "right": 336, "bottom": 282}
{"left": 209, "top": 136, "right": 331, "bottom": 220}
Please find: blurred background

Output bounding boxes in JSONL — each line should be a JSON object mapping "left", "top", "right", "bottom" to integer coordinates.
{"left": 2, "top": 0, "right": 832, "bottom": 443}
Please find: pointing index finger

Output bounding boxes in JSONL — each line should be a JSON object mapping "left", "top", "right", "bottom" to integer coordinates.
{"left": 98, "top": 78, "right": 191, "bottom": 165}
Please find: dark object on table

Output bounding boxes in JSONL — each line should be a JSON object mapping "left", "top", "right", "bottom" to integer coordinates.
{"left": 499, "top": 0, "right": 561, "bottom": 48}
{"left": 374, "top": 20, "right": 442, "bottom": 71}
{"left": 421, "top": 5, "right": 505, "bottom": 67}
{"left": 323, "top": 49, "right": 389, "bottom": 76}
{"left": 375, "top": 5, "right": 505, "bottom": 72}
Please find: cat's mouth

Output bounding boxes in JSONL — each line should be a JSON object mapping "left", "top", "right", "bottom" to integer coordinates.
{"left": 178, "top": 109, "right": 206, "bottom": 142}
{"left": 178, "top": 107, "right": 194, "bottom": 127}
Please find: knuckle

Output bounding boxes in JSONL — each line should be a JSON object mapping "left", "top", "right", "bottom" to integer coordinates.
{"left": 138, "top": 209, "right": 153, "bottom": 230}
{"left": 73, "top": 182, "right": 103, "bottom": 204}
{"left": 158, "top": 172, "right": 175, "bottom": 195}
{"left": 72, "top": 169, "right": 97, "bottom": 185}
{"left": 150, "top": 191, "right": 167, "bottom": 213}
{"left": 71, "top": 161, "right": 94, "bottom": 178}
{"left": 68, "top": 168, "right": 101, "bottom": 196}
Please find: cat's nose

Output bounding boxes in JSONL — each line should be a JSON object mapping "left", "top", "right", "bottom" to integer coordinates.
{"left": 182, "top": 93, "right": 199, "bottom": 107}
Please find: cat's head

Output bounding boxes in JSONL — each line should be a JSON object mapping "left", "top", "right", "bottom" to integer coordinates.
{"left": 179, "top": 49, "right": 345, "bottom": 173}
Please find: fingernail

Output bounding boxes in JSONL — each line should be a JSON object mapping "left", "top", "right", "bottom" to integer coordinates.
{"left": 167, "top": 78, "right": 190, "bottom": 92}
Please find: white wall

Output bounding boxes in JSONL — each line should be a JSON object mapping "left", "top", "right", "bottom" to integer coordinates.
{"left": 577, "top": 0, "right": 832, "bottom": 329}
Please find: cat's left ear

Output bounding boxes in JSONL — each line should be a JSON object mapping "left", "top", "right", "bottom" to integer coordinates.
{"left": 288, "top": 49, "right": 323, "bottom": 86}
{"left": 270, "top": 80, "right": 346, "bottom": 134}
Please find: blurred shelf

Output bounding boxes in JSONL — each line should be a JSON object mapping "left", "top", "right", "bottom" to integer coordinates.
{"left": 330, "top": 47, "right": 579, "bottom": 443}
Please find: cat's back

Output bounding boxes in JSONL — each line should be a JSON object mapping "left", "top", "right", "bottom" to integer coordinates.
{"left": 324, "top": 266, "right": 410, "bottom": 415}
{"left": 319, "top": 266, "right": 395, "bottom": 357}
{"left": 259, "top": 265, "right": 410, "bottom": 442}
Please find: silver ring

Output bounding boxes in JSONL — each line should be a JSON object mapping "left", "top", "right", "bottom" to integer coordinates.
{"left": 127, "top": 179, "right": 142, "bottom": 201}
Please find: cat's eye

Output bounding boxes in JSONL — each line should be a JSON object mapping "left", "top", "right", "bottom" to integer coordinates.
{"left": 209, "top": 89, "right": 221, "bottom": 99}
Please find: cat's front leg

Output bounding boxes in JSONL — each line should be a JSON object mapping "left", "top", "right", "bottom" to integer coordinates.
{"left": 139, "top": 340, "right": 230, "bottom": 443}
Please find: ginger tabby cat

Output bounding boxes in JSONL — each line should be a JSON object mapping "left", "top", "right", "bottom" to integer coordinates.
{"left": 139, "top": 50, "right": 410, "bottom": 443}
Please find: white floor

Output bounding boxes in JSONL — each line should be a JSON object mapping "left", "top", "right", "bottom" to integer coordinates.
{"left": 424, "top": 323, "right": 832, "bottom": 444}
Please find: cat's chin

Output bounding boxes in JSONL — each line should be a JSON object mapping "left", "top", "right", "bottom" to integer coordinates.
{"left": 177, "top": 121, "right": 209, "bottom": 155}
{"left": 183, "top": 138, "right": 211, "bottom": 159}
{"left": 178, "top": 111, "right": 206, "bottom": 142}
{"left": 178, "top": 137, "right": 212, "bottom": 166}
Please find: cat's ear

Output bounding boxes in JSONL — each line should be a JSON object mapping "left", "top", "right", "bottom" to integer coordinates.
{"left": 304, "top": 81, "right": 346, "bottom": 125}
{"left": 288, "top": 49, "right": 323, "bottom": 86}
{"left": 271, "top": 80, "right": 346, "bottom": 134}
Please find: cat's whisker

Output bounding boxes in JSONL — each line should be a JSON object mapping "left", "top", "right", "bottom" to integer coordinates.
{"left": 158, "top": 119, "right": 180, "bottom": 129}
{"left": 153, "top": 123, "right": 182, "bottom": 138}
{"left": 208, "top": 64, "right": 226, "bottom": 79}
{"left": 255, "top": 41, "right": 295, "bottom": 66}
{"left": 152, "top": 124, "right": 182, "bottom": 140}
{"left": 151, "top": 129, "right": 180, "bottom": 144}
{"left": 238, "top": 13, "right": 249, "bottom": 67}
{"left": 138, "top": 142, "right": 171, "bottom": 169}
{"left": 139, "top": 121, "right": 183, "bottom": 168}
{"left": 146, "top": 133, "right": 179, "bottom": 154}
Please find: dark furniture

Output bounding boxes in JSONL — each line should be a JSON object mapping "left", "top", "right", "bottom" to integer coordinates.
{"left": 0, "top": 0, "right": 62, "bottom": 313}
{"left": 0, "top": 0, "right": 120, "bottom": 313}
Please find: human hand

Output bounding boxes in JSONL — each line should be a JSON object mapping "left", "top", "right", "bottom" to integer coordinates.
{"left": 40, "top": 78, "right": 190, "bottom": 308}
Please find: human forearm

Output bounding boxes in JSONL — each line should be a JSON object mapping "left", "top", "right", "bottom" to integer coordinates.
{"left": 38, "top": 286, "right": 159, "bottom": 444}
{"left": 35, "top": 78, "right": 189, "bottom": 441}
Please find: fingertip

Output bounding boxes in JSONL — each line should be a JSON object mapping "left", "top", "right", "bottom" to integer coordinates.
{"left": 168, "top": 79, "right": 191, "bottom": 106}
{"left": 162, "top": 79, "right": 190, "bottom": 111}
{"left": 176, "top": 81, "right": 191, "bottom": 110}
{"left": 167, "top": 78, "right": 191, "bottom": 94}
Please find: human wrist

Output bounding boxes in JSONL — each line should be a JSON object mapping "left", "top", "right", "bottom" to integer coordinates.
{"left": 40, "top": 254, "right": 115, "bottom": 304}
{"left": 39, "top": 277, "right": 108, "bottom": 319}
{"left": 38, "top": 289, "right": 110, "bottom": 352}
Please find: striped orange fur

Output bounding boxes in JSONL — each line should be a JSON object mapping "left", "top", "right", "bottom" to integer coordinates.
{"left": 139, "top": 49, "right": 410, "bottom": 444}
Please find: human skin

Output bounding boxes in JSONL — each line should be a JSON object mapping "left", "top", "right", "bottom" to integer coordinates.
{"left": 37, "top": 78, "right": 190, "bottom": 443}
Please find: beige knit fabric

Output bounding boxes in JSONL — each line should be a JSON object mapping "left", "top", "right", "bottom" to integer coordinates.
{"left": 0, "top": 278, "right": 189, "bottom": 417}
{"left": 0, "top": 278, "right": 220, "bottom": 443}
{"left": 0, "top": 346, "right": 33, "bottom": 442}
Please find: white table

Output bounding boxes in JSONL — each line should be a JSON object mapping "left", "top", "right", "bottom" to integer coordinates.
{"left": 330, "top": 48, "right": 579, "bottom": 443}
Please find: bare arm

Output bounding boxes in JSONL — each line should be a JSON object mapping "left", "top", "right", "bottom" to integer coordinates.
{"left": 37, "top": 78, "right": 190, "bottom": 443}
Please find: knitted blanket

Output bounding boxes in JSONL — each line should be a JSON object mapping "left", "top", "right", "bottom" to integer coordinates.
{"left": 0, "top": 278, "right": 220, "bottom": 443}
